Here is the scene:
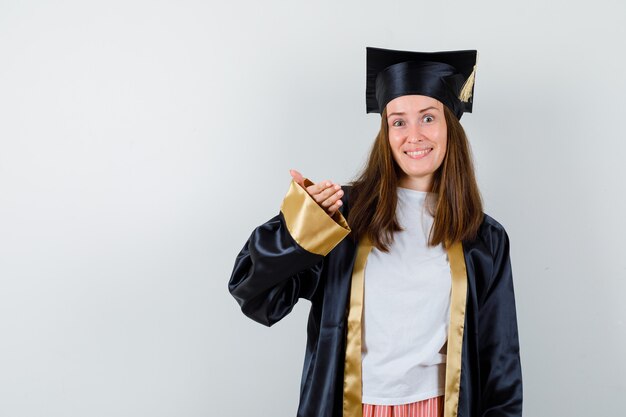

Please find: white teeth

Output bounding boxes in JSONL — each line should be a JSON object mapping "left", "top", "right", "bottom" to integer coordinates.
{"left": 406, "top": 149, "right": 431, "bottom": 156}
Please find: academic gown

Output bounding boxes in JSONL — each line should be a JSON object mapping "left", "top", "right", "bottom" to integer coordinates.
{"left": 228, "top": 179, "right": 523, "bottom": 417}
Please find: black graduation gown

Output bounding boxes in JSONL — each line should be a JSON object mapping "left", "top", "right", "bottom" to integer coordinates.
{"left": 228, "top": 180, "right": 523, "bottom": 417}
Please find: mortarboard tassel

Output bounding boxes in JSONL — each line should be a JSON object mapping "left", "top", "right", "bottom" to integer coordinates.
{"left": 458, "top": 52, "right": 478, "bottom": 102}
{"left": 458, "top": 64, "right": 476, "bottom": 102}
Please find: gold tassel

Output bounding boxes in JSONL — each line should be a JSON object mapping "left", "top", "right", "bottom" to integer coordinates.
{"left": 458, "top": 52, "right": 478, "bottom": 102}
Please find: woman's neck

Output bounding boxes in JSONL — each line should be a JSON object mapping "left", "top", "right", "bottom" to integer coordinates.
{"left": 397, "top": 175, "right": 433, "bottom": 192}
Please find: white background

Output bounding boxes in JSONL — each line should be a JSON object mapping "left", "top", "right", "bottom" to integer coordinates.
{"left": 1, "top": 1, "right": 625, "bottom": 416}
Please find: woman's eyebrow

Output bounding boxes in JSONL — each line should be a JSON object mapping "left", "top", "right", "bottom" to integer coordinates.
{"left": 387, "top": 107, "right": 440, "bottom": 118}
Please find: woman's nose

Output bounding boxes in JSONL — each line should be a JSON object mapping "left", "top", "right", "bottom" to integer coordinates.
{"left": 407, "top": 126, "right": 423, "bottom": 143}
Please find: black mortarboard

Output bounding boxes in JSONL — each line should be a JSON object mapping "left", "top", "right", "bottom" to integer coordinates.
{"left": 366, "top": 46, "right": 478, "bottom": 119}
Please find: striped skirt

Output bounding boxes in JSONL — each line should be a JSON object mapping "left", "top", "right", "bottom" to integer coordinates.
{"left": 362, "top": 395, "right": 444, "bottom": 417}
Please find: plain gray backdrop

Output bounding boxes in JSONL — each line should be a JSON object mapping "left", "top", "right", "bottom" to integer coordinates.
{"left": 1, "top": 0, "right": 625, "bottom": 416}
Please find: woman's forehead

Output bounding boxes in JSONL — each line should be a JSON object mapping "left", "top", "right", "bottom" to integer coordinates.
{"left": 386, "top": 95, "right": 443, "bottom": 112}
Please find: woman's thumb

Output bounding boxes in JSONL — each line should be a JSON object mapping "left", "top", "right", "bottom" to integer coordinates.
{"left": 290, "top": 169, "right": 305, "bottom": 186}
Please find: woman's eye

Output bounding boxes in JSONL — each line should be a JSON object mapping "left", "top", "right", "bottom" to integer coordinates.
{"left": 393, "top": 120, "right": 405, "bottom": 127}
{"left": 423, "top": 115, "right": 434, "bottom": 123}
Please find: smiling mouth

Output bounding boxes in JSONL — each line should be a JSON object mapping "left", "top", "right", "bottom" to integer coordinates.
{"left": 404, "top": 148, "right": 433, "bottom": 159}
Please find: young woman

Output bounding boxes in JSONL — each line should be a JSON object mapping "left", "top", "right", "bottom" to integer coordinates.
{"left": 228, "top": 47, "right": 523, "bottom": 417}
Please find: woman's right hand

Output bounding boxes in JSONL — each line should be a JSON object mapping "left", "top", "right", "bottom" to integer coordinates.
{"left": 289, "top": 169, "right": 344, "bottom": 217}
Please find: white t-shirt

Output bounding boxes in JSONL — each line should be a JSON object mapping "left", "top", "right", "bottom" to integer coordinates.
{"left": 361, "top": 187, "right": 452, "bottom": 405}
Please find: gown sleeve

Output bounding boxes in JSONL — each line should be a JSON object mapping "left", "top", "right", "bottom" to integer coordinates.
{"left": 228, "top": 179, "right": 351, "bottom": 327}
{"left": 478, "top": 224, "right": 523, "bottom": 416}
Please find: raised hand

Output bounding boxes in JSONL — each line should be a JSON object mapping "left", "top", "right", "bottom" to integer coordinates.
{"left": 289, "top": 169, "right": 344, "bottom": 217}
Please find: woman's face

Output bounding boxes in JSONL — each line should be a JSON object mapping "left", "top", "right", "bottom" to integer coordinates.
{"left": 386, "top": 94, "right": 447, "bottom": 191}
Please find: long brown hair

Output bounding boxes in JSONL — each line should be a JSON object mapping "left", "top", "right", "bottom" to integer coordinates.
{"left": 347, "top": 105, "right": 483, "bottom": 251}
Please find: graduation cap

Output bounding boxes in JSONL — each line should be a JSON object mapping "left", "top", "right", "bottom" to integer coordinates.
{"left": 366, "top": 46, "right": 478, "bottom": 119}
